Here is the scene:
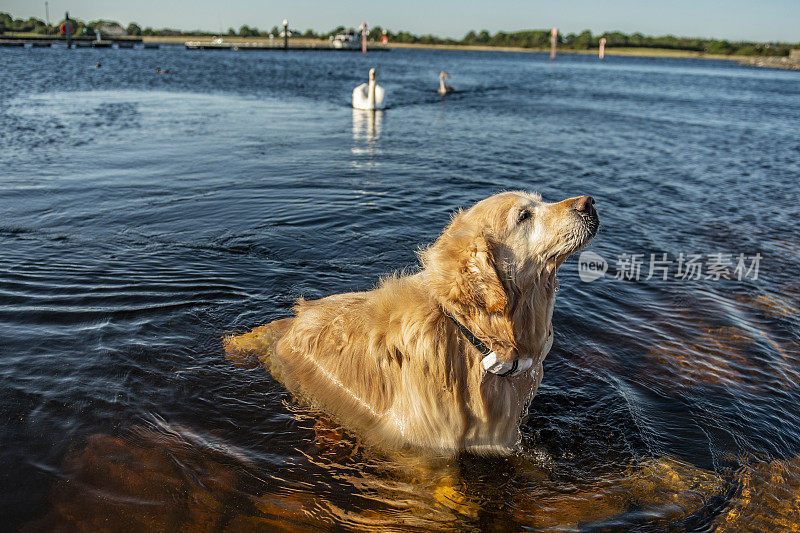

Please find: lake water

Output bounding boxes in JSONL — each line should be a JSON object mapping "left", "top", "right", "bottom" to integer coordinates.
{"left": 1, "top": 45, "right": 799, "bottom": 531}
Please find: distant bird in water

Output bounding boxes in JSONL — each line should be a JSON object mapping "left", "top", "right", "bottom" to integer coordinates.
{"left": 438, "top": 70, "right": 453, "bottom": 95}
{"left": 156, "top": 68, "right": 173, "bottom": 74}
{"left": 352, "top": 68, "right": 385, "bottom": 110}
{"left": 95, "top": 62, "right": 101, "bottom": 68}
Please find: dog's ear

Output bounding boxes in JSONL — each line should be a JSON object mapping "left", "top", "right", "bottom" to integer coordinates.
{"left": 421, "top": 219, "right": 507, "bottom": 313}
{"left": 462, "top": 236, "right": 507, "bottom": 313}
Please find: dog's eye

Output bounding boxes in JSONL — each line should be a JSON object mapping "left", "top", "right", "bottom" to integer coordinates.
{"left": 517, "top": 209, "right": 532, "bottom": 224}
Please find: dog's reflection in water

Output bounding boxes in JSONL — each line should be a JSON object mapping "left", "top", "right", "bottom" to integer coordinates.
{"left": 27, "top": 417, "right": 798, "bottom": 531}
{"left": 26, "top": 422, "right": 247, "bottom": 532}
{"left": 25, "top": 420, "right": 485, "bottom": 531}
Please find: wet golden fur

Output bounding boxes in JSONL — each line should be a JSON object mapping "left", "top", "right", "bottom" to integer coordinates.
{"left": 226, "top": 191, "right": 598, "bottom": 454}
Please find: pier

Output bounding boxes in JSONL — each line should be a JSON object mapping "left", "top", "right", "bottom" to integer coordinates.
{"left": 184, "top": 40, "right": 389, "bottom": 52}
{"left": 0, "top": 35, "right": 158, "bottom": 49}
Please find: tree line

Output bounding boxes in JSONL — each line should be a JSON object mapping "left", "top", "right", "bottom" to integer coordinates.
{"left": 459, "top": 29, "right": 795, "bottom": 56}
{"left": 1, "top": 12, "right": 147, "bottom": 37}
{"left": 1, "top": 12, "right": 795, "bottom": 56}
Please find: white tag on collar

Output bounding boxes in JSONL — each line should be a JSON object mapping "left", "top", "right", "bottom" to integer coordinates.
{"left": 481, "top": 327, "right": 554, "bottom": 377}
{"left": 481, "top": 352, "right": 534, "bottom": 377}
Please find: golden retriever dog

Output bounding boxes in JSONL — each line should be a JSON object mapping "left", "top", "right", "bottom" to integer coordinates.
{"left": 225, "top": 191, "right": 598, "bottom": 454}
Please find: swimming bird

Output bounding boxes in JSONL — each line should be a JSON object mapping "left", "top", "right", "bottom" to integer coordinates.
{"left": 156, "top": 68, "right": 173, "bottom": 74}
{"left": 438, "top": 70, "right": 454, "bottom": 95}
{"left": 95, "top": 62, "right": 101, "bottom": 68}
{"left": 352, "top": 68, "right": 385, "bottom": 110}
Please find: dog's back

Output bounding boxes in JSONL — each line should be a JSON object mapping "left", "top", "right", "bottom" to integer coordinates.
{"left": 272, "top": 289, "right": 416, "bottom": 444}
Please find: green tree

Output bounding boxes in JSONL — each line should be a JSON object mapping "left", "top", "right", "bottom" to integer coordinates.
{"left": 602, "top": 31, "right": 628, "bottom": 47}
{"left": 733, "top": 44, "right": 760, "bottom": 55}
{"left": 489, "top": 31, "right": 506, "bottom": 46}
{"left": 0, "top": 12, "right": 11, "bottom": 33}
{"left": 30, "top": 17, "right": 48, "bottom": 34}
{"left": 705, "top": 39, "right": 734, "bottom": 54}
{"left": 126, "top": 23, "right": 141, "bottom": 36}
{"left": 574, "top": 29, "right": 593, "bottom": 49}
{"left": 629, "top": 32, "right": 645, "bottom": 46}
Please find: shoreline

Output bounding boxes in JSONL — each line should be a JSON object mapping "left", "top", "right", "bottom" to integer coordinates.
{"left": 137, "top": 36, "right": 799, "bottom": 69}
{"left": 386, "top": 42, "right": 737, "bottom": 60}
{"left": 141, "top": 36, "right": 737, "bottom": 61}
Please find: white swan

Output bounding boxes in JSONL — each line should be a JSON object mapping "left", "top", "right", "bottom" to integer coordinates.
{"left": 438, "top": 70, "right": 453, "bottom": 95}
{"left": 352, "top": 68, "right": 385, "bottom": 110}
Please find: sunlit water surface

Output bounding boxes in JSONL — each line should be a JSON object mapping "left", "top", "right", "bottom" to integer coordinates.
{"left": 1, "top": 46, "right": 799, "bottom": 531}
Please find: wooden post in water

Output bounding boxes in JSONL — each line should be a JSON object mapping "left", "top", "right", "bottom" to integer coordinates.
{"left": 599, "top": 37, "right": 606, "bottom": 59}
{"left": 550, "top": 27, "right": 558, "bottom": 60}
{"left": 361, "top": 22, "right": 368, "bottom": 54}
{"left": 65, "top": 12, "right": 71, "bottom": 48}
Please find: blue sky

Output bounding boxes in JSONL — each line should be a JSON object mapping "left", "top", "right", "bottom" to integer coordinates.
{"left": 5, "top": 0, "right": 799, "bottom": 42}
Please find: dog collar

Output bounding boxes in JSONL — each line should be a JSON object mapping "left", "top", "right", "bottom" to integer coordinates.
{"left": 443, "top": 309, "right": 553, "bottom": 377}
{"left": 481, "top": 352, "right": 534, "bottom": 376}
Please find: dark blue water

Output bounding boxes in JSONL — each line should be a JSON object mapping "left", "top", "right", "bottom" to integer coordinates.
{"left": 2, "top": 45, "right": 799, "bottom": 531}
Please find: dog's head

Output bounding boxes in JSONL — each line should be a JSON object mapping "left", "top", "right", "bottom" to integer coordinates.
{"left": 421, "top": 191, "right": 599, "bottom": 314}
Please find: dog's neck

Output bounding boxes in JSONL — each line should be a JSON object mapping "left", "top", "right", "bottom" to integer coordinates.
{"left": 509, "top": 268, "right": 558, "bottom": 355}
{"left": 438, "top": 299, "right": 516, "bottom": 358}
{"left": 435, "top": 270, "right": 557, "bottom": 364}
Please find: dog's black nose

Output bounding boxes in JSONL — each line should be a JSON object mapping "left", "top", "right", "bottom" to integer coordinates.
{"left": 572, "top": 195, "right": 595, "bottom": 213}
